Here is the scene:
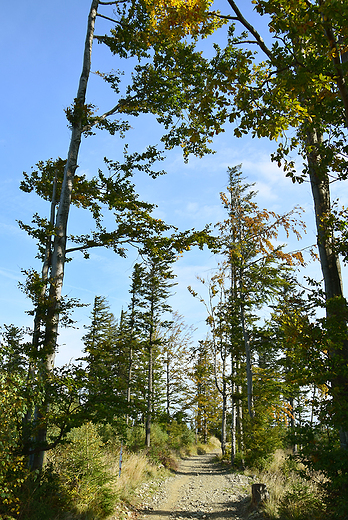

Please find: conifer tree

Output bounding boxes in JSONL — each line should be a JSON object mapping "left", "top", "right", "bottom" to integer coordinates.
{"left": 136, "top": 253, "right": 176, "bottom": 447}
{"left": 122, "top": 253, "right": 177, "bottom": 446}
{"left": 81, "top": 296, "right": 128, "bottom": 422}
{"left": 190, "top": 166, "right": 304, "bottom": 458}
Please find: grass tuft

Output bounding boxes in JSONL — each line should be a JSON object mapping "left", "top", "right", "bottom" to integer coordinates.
{"left": 244, "top": 449, "right": 327, "bottom": 520}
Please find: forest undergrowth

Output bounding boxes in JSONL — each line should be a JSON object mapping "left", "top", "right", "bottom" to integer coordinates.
{"left": 0, "top": 421, "right": 342, "bottom": 520}
{"left": 241, "top": 449, "right": 327, "bottom": 520}
{"left": 1, "top": 419, "right": 334, "bottom": 520}
{"left": 0, "top": 422, "right": 219, "bottom": 520}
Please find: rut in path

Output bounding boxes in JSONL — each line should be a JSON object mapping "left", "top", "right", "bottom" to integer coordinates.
{"left": 137, "top": 452, "right": 253, "bottom": 520}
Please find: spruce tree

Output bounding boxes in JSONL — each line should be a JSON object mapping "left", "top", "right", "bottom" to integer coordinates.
{"left": 133, "top": 252, "right": 176, "bottom": 447}
{"left": 82, "top": 296, "right": 128, "bottom": 423}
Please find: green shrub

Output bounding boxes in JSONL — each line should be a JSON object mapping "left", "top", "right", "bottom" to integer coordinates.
{"left": 48, "top": 422, "right": 117, "bottom": 519}
{"left": 167, "top": 421, "right": 195, "bottom": 451}
{"left": 279, "top": 481, "right": 326, "bottom": 520}
{"left": 0, "top": 374, "right": 31, "bottom": 519}
{"left": 126, "top": 425, "right": 146, "bottom": 452}
{"left": 15, "top": 467, "right": 70, "bottom": 520}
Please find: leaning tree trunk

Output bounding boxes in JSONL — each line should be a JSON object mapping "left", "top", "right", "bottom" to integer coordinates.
{"left": 30, "top": 0, "right": 99, "bottom": 471}
{"left": 307, "top": 127, "right": 348, "bottom": 450}
{"left": 24, "top": 174, "right": 57, "bottom": 466}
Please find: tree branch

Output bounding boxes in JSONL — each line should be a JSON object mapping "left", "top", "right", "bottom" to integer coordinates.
{"left": 65, "top": 243, "right": 104, "bottom": 254}
{"left": 226, "top": 0, "right": 273, "bottom": 60}
{"left": 65, "top": 236, "right": 141, "bottom": 254}
{"left": 96, "top": 12, "right": 120, "bottom": 24}
{"left": 81, "top": 95, "right": 138, "bottom": 134}
{"left": 210, "top": 11, "right": 238, "bottom": 21}
{"left": 321, "top": 22, "right": 348, "bottom": 127}
{"left": 81, "top": 102, "right": 122, "bottom": 133}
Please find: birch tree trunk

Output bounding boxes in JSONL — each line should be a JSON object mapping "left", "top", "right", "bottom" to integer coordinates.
{"left": 44, "top": 0, "right": 99, "bottom": 364}
{"left": 30, "top": 0, "right": 99, "bottom": 471}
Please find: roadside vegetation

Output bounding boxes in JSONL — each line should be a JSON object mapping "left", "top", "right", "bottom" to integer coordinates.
{"left": 1, "top": 422, "right": 219, "bottom": 520}
{"left": 217, "top": 445, "right": 333, "bottom": 520}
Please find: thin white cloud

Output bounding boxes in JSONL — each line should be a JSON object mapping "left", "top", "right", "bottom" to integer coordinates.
{"left": 0, "top": 267, "right": 22, "bottom": 280}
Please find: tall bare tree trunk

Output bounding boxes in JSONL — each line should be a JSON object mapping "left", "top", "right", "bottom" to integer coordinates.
{"left": 213, "top": 333, "right": 228, "bottom": 455}
{"left": 30, "top": 0, "right": 99, "bottom": 471}
{"left": 307, "top": 130, "right": 344, "bottom": 300}
{"left": 125, "top": 305, "right": 135, "bottom": 426}
{"left": 166, "top": 349, "right": 171, "bottom": 419}
{"left": 45, "top": 0, "right": 99, "bottom": 363}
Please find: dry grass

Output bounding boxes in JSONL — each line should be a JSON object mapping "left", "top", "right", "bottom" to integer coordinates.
{"left": 244, "top": 449, "right": 326, "bottom": 520}
{"left": 104, "top": 448, "right": 169, "bottom": 505}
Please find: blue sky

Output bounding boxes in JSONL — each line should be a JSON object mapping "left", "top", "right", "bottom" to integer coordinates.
{"left": 1, "top": 1, "right": 347, "bottom": 365}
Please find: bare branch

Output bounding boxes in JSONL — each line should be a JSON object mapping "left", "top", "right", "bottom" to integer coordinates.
{"left": 226, "top": 0, "right": 273, "bottom": 59}
{"left": 210, "top": 11, "right": 238, "bottom": 21}
{"left": 96, "top": 13, "right": 120, "bottom": 24}
{"left": 236, "top": 40, "right": 265, "bottom": 45}
{"left": 66, "top": 244, "right": 103, "bottom": 254}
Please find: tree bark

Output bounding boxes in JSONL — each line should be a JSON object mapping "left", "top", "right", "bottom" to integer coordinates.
{"left": 307, "top": 128, "right": 348, "bottom": 449}
{"left": 145, "top": 342, "right": 153, "bottom": 448}
{"left": 44, "top": 0, "right": 98, "bottom": 364}
{"left": 146, "top": 293, "right": 155, "bottom": 449}
{"left": 240, "top": 294, "right": 254, "bottom": 420}
{"left": 166, "top": 349, "right": 170, "bottom": 419}
{"left": 230, "top": 357, "right": 237, "bottom": 464}
{"left": 30, "top": 0, "right": 99, "bottom": 471}
{"left": 307, "top": 129, "right": 344, "bottom": 300}
{"left": 220, "top": 383, "right": 227, "bottom": 456}
{"left": 213, "top": 331, "right": 228, "bottom": 455}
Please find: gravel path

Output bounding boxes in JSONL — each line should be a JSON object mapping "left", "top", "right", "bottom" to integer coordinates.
{"left": 135, "top": 452, "right": 254, "bottom": 520}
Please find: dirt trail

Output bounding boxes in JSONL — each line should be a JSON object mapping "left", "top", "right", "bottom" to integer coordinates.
{"left": 136, "top": 452, "right": 253, "bottom": 520}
